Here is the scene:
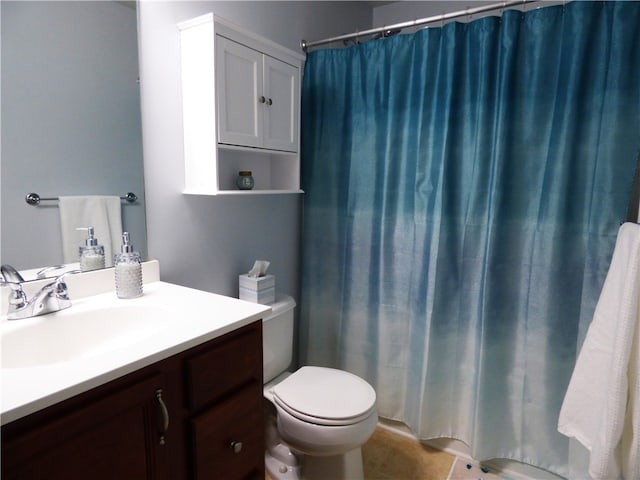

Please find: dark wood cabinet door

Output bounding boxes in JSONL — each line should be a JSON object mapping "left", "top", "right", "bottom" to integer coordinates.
{"left": 2, "top": 373, "right": 169, "bottom": 480}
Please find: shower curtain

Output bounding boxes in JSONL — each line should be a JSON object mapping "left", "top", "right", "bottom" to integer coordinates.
{"left": 299, "top": 2, "right": 640, "bottom": 477}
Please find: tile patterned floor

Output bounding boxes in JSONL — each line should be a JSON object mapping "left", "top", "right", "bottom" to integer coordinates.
{"left": 362, "top": 427, "right": 456, "bottom": 479}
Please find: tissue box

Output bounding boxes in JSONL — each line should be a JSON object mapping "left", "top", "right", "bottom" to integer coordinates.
{"left": 239, "top": 274, "right": 275, "bottom": 305}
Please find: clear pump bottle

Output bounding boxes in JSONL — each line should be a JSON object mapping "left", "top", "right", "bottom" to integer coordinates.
{"left": 77, "top": 226, "right": 105, "bottom": 272}
{"left": 114, "top": 232, "right": 143, "bottom": 299}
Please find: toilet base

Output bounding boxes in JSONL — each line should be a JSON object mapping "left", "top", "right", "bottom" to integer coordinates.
{"left": 302, "top": 447, "right": 364, "bottom": 480}
{"left": 265, "top": 447, "right": 364, "bottom": 480}
{"left": 265, "top": 449, "right": 302, "bottom": 480}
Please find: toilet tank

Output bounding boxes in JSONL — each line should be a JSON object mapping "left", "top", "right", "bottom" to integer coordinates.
{"left": 262, "top": 294, "right": 296, "bottom": 384}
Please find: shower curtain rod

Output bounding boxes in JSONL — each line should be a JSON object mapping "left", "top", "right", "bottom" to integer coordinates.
{"left": 300, "top": 0, "right": 540, "bottom": 52}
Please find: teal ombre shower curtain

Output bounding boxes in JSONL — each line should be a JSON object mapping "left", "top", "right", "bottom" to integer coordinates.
{"left": 299, "top": 2, "right": 640, "bottom": 476}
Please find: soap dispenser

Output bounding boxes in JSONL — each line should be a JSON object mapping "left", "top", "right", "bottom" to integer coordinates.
{"left": 114, "top": 232, "right": 143, "bottom": 299}
{"left": 77, "top": 226, "right": 105, "bottom": 272}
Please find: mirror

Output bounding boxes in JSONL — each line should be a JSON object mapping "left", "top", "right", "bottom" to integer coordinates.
{"left": 1, "top": 1, "right": 147, "bottom": 280}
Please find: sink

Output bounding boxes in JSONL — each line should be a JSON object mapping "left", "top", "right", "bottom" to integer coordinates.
{"left": 1, "top": 303, "right": 174, "bottom": 369}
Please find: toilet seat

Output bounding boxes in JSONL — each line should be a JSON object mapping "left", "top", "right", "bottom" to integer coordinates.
{"left": 271, "top": 366, "right": 376, "bottom": 426}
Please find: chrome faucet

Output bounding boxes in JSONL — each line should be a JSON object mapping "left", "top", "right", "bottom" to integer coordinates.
{"left": 1, "top": 270, "right": 79, "bottom": 320}
{"left": 1, "top": 264, "right": 25, "bottom": 283}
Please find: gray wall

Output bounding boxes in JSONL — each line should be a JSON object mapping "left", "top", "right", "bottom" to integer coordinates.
{"left": 138, "top": 1, "right": 373, "bottom": 300}
{"left": 373, "top": 1, "right": 495, "bottom": 27}
{"left": 373, "top": 1, "right": 565, "bottom": 29}
{"left": 1, "top": 1, "right": 147, "bottom": 271}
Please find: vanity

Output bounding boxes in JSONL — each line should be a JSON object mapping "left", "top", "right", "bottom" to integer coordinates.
{"left": 1, "top": 261, "right": 270, "bottom": 479}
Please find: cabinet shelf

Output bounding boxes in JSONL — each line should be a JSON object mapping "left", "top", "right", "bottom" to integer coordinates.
{"left": 184, "top": 189, "right": 303, "bottom": 196}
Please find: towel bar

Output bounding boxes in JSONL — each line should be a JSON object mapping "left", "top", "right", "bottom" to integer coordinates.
{"left": 25, "top": 192, "right": 138, "bottom": 206}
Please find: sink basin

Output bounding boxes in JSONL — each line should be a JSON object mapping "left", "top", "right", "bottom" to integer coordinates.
{"left": 1, "top": 303, "right": 174, "bottom": 369}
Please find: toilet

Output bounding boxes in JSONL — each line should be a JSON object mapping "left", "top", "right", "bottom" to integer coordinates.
{"left": 263, "top": 295, "right": 378, "bottom": 480}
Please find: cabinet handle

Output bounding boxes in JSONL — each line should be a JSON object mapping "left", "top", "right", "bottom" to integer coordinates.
{"left": 230, "top": 441, "right": 243, "bottom": 454}
{"left": 258, "top": 95, "right": 266, "bottom": 104}
{"left": 156, "top": 389, "right": 169, "bottom": 445}
{"left": 266, "top": 98, "right": 273, "bottom": 106}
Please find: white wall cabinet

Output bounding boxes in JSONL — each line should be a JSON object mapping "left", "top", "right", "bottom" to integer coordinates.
{"left": 217, "top": 37, "right": 298, "bottom": 153}
{"left": 179, "top": 14, "right": 304, "bottom": 195}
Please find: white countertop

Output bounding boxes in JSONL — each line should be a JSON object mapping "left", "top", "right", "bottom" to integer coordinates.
{"left": 1, "top": 265, "right": 270, "bottom": 425}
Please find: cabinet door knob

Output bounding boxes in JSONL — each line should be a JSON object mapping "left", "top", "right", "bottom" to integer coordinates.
{"left": 230, "top": 441, "right": 243, "bottom": 454}
{"left": 266, "top": 98, "right": 273, "bottom": 106}
{"left": 258, "top": 95, "right": 266, "bottom": 104}
{"left": 156, "top": 389, "right": 169, "bottom": 445}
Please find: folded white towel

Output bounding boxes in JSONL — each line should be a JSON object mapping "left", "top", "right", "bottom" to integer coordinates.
{"left": 558, "top": 222, "right": 640, "bottom": 479}
{"left": 59, "top": 196, "right": 123, "bottom": 268}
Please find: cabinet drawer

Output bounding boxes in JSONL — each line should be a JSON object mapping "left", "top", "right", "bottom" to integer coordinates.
{"left": 186, "top": 322, "right": 262, "bottom": 411}
{"left": 191, "top": 381, "right": 264, "bottom": 479}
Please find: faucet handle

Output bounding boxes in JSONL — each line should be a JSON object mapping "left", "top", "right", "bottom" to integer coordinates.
{"left": 9, "top": 288, "right": 28, "bottom": 309}
{"left": 0, "top": 280, "right": 27, "bottom": 309}
{"left": 53, "top": 280, "right": 70, "bottom": 300}
{"left": 50, "top": 270, "right": 81, "bottom": 297}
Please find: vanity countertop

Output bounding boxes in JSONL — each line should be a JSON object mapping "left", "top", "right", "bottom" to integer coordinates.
{"left": 0, "top": 266, "right": 270, "bottom": 425}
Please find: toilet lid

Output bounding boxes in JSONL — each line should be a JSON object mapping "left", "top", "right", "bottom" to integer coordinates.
{"left": 271, "top": 366, "right": 376, "bottom": 426}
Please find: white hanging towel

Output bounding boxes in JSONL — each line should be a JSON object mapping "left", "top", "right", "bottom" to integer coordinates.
{"left": 59, "top": 196, "right": 123, "bottom": 267}
{"left": 558, "top": 222, "right": 640, "bottom": 479}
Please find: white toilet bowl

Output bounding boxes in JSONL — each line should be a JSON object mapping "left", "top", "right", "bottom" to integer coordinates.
{"left": 262, "top": 297, "right": 378, "bottom": 480}
{"left": 264, "top": 367, "right": 377, "bottom": 480}
{"left": 271, "top": 366, "right": 377, "bottom": 456}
